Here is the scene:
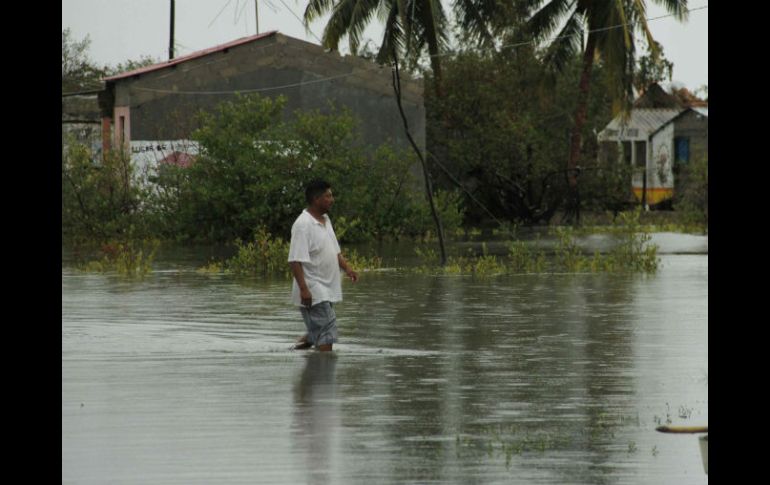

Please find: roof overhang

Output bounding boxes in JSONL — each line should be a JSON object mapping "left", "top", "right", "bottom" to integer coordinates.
{"left": 103, "top": 31, "right": 279, "bottom": 83}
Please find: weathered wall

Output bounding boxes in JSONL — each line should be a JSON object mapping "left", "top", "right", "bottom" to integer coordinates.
{"left": 650, "top": 123, "right": 674, "bottom": 189}
{"left": 111, "top": 33, "right": 424, "bottom": 152}
{"left": 673, "top": 110, "right": 708, "bottom": 163}
{"left": 62, "top": 94, "right": 102, "bottom": 158}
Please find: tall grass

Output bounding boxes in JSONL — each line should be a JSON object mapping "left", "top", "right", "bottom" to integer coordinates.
{"left": 76, "top": 239, "right": 160, "bottom": 277}
{"left": 414, "top": 209, "right": 659, "bottom": 275}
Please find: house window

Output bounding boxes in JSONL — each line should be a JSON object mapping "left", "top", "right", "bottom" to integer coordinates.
{"left": 634, "top": 141, "right": 647, "bottom": 168}
{"left": 675, "top": 137, "right": 690, "bottom": 164}
{"left": 622, "top": 141, "right": 632, "bottom": 164}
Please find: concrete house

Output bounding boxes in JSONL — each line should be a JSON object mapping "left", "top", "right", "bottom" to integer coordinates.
{"left": 597, "top": 83, "right": 708, "bottom": 207}
{"left": 97, "top": 31, "right": 425, "bottom": 176}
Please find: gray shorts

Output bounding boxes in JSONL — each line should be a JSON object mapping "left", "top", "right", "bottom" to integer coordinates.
{"left": 300, "top": 301, "right": 338, "bottom": 347}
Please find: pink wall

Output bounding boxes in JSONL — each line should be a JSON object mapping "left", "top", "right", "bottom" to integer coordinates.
{"left": 113, "top": 106, "right": 131, "bottom": 149}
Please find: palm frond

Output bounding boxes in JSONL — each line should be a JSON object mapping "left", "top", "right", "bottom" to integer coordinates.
{"left": 346, "top": 0, "right": 382, "bottom": 53}
{"left": 613, "top": 0, "right": 633, "bottom": 49}
{"left": 304, "top": 0, "right": 339, "bottom": 23}
{"left": 652, "top": 0, "right": 688, "bottom": 21}
{"left": 319, "top": 0, "right": 365, "bottom": 51}
{"left": 453, "top": 0, "right": 496, "bottom": 46}
{"left": 377, "top": 1, "right": 404, "bottom": 64}
{"left": 527, "top": 0, "right": 577, "bottom": 43}
{"left": 594, "top": 7, "right": 636, "bottom": 114}
{"left": 541, "top": 10, "right": 585, "bottom": 71}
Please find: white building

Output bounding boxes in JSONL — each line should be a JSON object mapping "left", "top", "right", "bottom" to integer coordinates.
{"left": 596, "top": 84, "right": 708, "bottom": 207}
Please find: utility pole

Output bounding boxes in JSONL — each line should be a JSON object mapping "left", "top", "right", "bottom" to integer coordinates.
{"left": 169, "top": 0, "right": 175, "bottom": 60}
{"left": 255, "top": 1, "right": 259, "bottom": 34}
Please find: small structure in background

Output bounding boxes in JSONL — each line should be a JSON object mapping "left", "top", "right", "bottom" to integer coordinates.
{"left": 95, "top": 31, "right": 425, "bottom": 178}
{"left": 597, "top": 83, "right": 708, "bottom": 208}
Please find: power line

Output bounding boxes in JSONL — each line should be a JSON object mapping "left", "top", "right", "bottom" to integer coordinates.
{"left": 235, "top": 0, "right": 249, "bottom": 25}
{"left": 209, "top": 0, "right": 234, "bottom": 28}
{"left": 128, "top": 5, "right": 706, "bottom": 97}
{"left": 132, "top": 72, "right": 355, "bottom": 95}
{"left": 428, "top": 4, "right": 708, "bottom": 61}
{"left": 263, "top": 0, "right": 280, "bottom": 15}
{"left": 274, "top": 0, "right": 323, "bottom": 44}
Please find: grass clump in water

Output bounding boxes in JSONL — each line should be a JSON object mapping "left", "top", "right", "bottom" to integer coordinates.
{"left": 507, "top": 239, "right": 547, "bottom": 273}
{"left": 414, "top": 209, "right": 659, "bottom": 275}
{"left": 76, "top": 239, "right": 159, "bottom": 277}
{"left": 227, "top": 227, "right": 291, "bottom": 277}
{"left": 200, "top": 227, "right": 382, "bottom": 278}
{"left": 414, "top": 244, "right": 508, "bottom": 277}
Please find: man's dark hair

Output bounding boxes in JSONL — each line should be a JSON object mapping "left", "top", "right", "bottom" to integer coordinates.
{"left": 305, "top": 179, "right": 332, "bottom": 204}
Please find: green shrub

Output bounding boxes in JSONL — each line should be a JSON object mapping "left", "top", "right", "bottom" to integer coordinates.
{"left": 507, "top": 240, "right": 547, "bottom": 273}
{"left": 63, "top": 94, "right": 467, "bottom": 249}
{"left": 204, "top": 227, "right": 382, "bottom": 278}
{"left": 62, "top": 140, "right": 151, "bottom": 245}
{"left": 76, "top": 239, "right": 159, "bottom": 276}
{"left": 150, "top": 93, "right": 461, "bottom": 244}
{"left": 413, "top": 209, "right": 659, "bottom": 275}
{"left": 226, "top": 227, "right": 290, "bottom": 277}
{"left": 552, "top": 226, "right": 586, "bottom": 272}
{"left": 673, "top": 155, "right": 708, "bottom": 231}
{"left": 343, "top": 249, "right": 383, "bottom": 272}
{"left": 605, "top": 209, "right": 660, "bottom": 273}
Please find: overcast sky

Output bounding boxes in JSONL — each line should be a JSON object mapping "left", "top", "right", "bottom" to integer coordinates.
{"left": 62, "top": 0, "right": 708, "bottom": 91}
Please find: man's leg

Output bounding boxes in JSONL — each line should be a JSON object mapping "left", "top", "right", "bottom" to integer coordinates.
{"left": 301, "top": 301, "right": 337, "bottom": 352}
{"left": 293, "top": 308, "right": 313, "bottom": 350}
{"left": 292, "top": 333, "right": 312, "bottom": 350}
{"left": 314, "top": 302, "right": 337, "bottom": 352}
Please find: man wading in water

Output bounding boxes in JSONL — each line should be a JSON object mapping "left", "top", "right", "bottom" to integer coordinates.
{"left": 289, "top": 179, "right": 358, "bottom": 351}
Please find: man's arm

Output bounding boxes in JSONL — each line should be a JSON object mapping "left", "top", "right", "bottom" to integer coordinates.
{"left": 338, "top": 253, "right": 359, "bottom": 283}
{"left": 290, "top": 261, "right": 313, "bottom": 307}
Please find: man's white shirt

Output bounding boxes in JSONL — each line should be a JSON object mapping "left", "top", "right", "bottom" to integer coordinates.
{"left": 288, "top": 209, "right": 343, "bottom": 306}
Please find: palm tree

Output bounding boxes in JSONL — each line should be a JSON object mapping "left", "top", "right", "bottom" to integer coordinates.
{"left": 304, "top": 0, "right": 454, "bottom": 96}
{"left": 524, "top": 0, "right": 688, "bottom": 223}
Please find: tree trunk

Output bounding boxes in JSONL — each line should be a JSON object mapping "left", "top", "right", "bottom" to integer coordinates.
{"left": 422, "top": 1, "right": 443, "bottom": 100}
{"left": 392, "top": 57, "right": 447, "bottom": 265}
{"left": 564, "top": 33, "right": 597, "bottom": 225}
{"left": 427, "top": 42, "right": 443, "bottom": 99}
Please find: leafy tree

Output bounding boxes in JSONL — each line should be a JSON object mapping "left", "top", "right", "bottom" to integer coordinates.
{"left": 634, "top": 40, "right": 673, "bottom": 94}
{"left": 303, "top": 0, "right": 450, "bottom": 96}
{"left": 694, "top": 84, "right": 708, "bottom": 102}
{"left": 106, "top": 55, "right": 160, "bottom": 77}
{"left": 673, "top": 155, "right": 708, "bottom": 229}
{"left": 149, "top": 93, "right": 460, "bottom": 243}
{"left": 63, "top": 28, "right": 160, "bottom": 92}
{"left": 62, "top": 28, "right": 106, "bottom": 92}
{"left": 426, "top": 44, "right": 617, "bottom": 225}
{"left": 523, "top": 0, "right": 688, "bottom": 224}
{"left": 62, "top": 138, "right": 151, "bottom": 245}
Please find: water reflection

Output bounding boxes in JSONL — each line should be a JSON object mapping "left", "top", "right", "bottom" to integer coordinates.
{"left": 333, "top": 272, "right": 654, "bottom": 483}
{"left": 292, "top": 352, "right": 340, "bottom": 485}
{"left": 63, "top": 251, "right": 707, "bottom": 484}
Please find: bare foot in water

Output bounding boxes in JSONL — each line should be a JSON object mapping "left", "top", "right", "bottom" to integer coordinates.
{"left": 291, "top": 334, "right": 313, "bottom": 350}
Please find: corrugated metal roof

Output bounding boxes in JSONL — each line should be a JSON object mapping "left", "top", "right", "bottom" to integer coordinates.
{"left": 103, "top": 31, "right": 278, "bottom": 82}
{"left": 598, "top": 109, "right": 683, "bottom": 141}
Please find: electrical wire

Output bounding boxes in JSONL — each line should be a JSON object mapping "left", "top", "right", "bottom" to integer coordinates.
{"left": 274, "top": 0, "right": 323, "bottom": 43}
{"left": 132, "top": 72, "right": 356, "bottom": 95}
{"left": 124, "top": 4, "right": 706, "bottom": 96}
{"left": 209, "top": 0, "right": 234, "bottom": 28}
{"left": 428, "top": 4, "right": 708, "bottom": 61}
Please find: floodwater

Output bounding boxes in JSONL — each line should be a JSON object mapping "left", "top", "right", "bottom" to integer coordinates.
{"left": 62, "top": 237, "right": 707, "bottom": 484}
